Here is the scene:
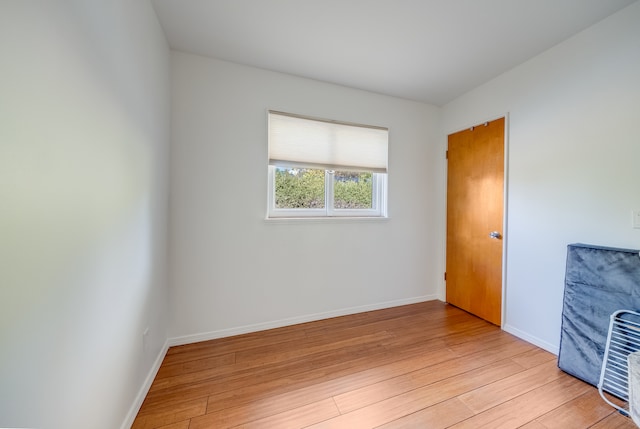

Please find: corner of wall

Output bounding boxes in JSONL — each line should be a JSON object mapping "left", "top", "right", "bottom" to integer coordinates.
{"left": 120, "top": 339, "right": 170, "bottom": 429}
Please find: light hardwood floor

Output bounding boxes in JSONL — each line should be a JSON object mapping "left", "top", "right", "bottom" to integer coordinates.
{"left": 132, "top": 301, "right": 636, "bottom": 429}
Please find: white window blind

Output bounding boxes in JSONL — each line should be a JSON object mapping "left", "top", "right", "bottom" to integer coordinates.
{"left": 268, "top": 111, "right": 388, "bottom": 173}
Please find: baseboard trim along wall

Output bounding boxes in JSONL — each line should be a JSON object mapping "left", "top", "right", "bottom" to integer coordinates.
{"left": 168, "top": 295, "right": 437, "bottom": 347}
{"left": 503, "top": 323, "right": 559, "bottom": 355}
{"left": 121, "top": 339, "right": 170, "bottom": 429}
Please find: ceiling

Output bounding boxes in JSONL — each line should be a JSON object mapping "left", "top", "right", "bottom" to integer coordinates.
{"left": 151, "top": 0, "right": 636, "bottom": 106}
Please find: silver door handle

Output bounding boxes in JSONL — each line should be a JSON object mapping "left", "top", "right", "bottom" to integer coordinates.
{"left": 489, "top": 231, "right": 502, "bottom": 239}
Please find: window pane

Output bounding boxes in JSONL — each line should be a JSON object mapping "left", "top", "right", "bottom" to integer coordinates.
{"left": 275, "top": 168, "right": 325, "bottom": 209}
{"left": 333, "top": 171, "right": 374, "bottom": 209}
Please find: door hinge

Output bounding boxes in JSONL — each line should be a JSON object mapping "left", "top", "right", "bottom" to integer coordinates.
{"left": 444, "top": 272, "right": 447, "bottom": 281}
{"left": 446, "top": 150, "right": 448, "bottom": 159}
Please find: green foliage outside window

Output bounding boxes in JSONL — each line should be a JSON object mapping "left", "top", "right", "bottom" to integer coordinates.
{"left": 275, "top": 168, "right": 325, "bottom": 208}
{"left": 275, "top": 168, "right": 373, "bottom": 209}
{"left": 334, "top": 171, "right": 372, "bottom": 209}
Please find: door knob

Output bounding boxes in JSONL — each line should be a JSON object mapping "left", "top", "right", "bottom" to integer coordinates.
{"left": 489, "top": 231, "right": 502, "bottom": 239}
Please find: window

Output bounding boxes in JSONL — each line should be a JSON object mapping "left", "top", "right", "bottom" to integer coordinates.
{"left": 267, "top": 111, "right": 388, "bottom": 218}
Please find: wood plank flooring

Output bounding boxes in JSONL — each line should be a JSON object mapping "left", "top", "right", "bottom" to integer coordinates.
{"left": 132, "top": 301, "right": 636, "bottom": 429}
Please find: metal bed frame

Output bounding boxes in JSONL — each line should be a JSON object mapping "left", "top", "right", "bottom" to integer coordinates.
{"left": 598, "top": 309, "right": 640, "bottom": 417}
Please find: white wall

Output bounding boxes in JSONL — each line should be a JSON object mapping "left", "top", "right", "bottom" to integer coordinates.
{"left": 0, "top": 1, "right": 170, "bottom": 428}
{"left": 169, "top": 52, "right": 441, "bottom": 342}
{"left": 441, "top": 2, "right": 640, "bottom": 353}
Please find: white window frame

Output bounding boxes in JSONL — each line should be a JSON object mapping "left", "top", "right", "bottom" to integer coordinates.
{"left": 267, "top": 166, "right": 387, "bottom": 218}
{"left": 267, "top": 110, "right": 389, "bottom": 219}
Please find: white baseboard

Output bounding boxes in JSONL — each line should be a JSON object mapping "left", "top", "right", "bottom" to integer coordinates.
{"left": 120, "top": 339, "right": 170, "bottom": 429}
{"left": 503, "top": 323, "right": 559, "bottom": 355}
{"left": 168, "top": 295, "right": 437, "bottom": 347}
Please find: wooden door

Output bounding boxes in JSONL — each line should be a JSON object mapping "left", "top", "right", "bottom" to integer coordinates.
{"left": 446, "top": 117, "right": 504, "bottom": 326}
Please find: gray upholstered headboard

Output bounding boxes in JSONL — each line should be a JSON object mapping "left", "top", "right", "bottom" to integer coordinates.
{"left": 558, "top": 243, "right": 640, "bottom": 386}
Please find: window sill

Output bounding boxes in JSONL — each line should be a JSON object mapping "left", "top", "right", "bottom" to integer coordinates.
{"left": 264, "top": 216, "right": 389, "bottom": 224}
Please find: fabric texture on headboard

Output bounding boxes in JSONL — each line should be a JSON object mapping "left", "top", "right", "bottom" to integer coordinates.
{"left": 558, "top": 243, "right": 640, "bottom": 386}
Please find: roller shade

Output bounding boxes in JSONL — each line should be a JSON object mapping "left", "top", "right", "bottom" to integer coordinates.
{"left": 268, "top": 111, "right": 388, "bottom": 173}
